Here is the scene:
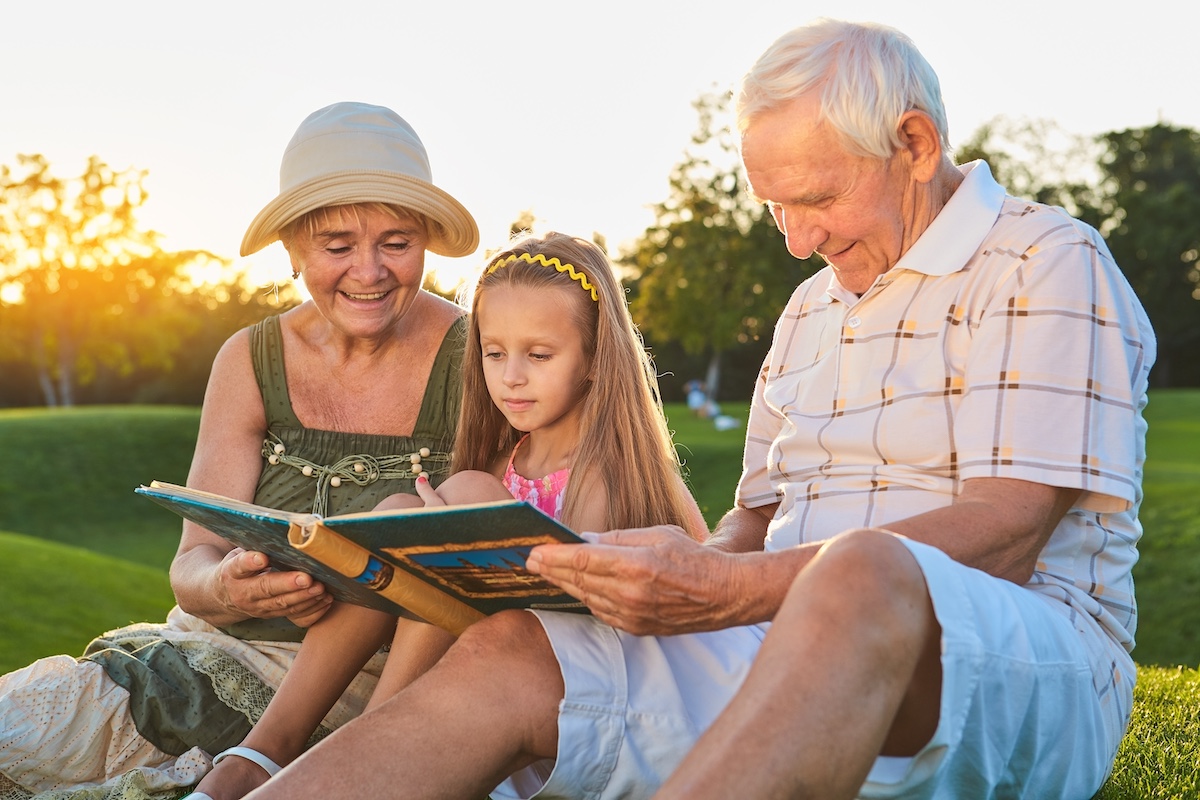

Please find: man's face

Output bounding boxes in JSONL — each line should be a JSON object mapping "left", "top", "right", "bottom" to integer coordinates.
{"left": 741, "top": 93, "right": 918, "bottom": 294}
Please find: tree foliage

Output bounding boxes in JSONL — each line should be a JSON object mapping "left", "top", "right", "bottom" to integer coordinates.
{"left": 957, "top": 119, "right": 1200, "bottom": 387}
{"left": 623, "top": 91, "right": 820, "bottom": 398}
{"left": 1092, "top": 125, "right": 1200, "bottom": 386}
{"left": 0, "top": 154, "right": 299, "bottom": 406}
{"left": 953, "top": 116, "right": 1105, "bottom": 219}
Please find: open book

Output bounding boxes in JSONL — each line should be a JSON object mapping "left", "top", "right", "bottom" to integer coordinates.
{"left": 136, "top": 481, "right": 589, "bottom": 635}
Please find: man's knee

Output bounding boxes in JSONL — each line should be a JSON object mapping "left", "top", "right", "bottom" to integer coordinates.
{"left": 447, "top": 612, "right": 564, "bottom": 695}
{"left": 802, "top": 528, "right": 929, "bottom": 602}
{"left": 444, "top": 611, "right": 565, "bottom": 757}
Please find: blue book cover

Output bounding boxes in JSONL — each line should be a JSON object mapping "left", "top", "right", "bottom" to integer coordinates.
{"left": 136, "top": 481, "right": 589, "bottom": 630}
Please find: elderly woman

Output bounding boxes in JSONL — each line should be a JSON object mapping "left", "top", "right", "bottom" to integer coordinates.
{"left": 0, "top": 102, "right": 478, "bottom": 800}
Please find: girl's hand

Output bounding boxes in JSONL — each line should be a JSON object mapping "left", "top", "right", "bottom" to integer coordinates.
{"left": 526, "top": 526, "right": 749, "bottom": 636}
{"left": 217, "top": 547, "right": 334, "bottom": 626}
{"left": 414, "top": 475, "right": 447, "bottom": 507}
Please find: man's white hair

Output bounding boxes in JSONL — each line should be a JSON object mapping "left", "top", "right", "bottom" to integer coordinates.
{"left": 735, "top": 18, "right": 951, "bottom": 160}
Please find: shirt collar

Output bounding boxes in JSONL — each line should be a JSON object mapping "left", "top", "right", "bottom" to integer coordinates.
{"left": 892, "top": 159, "right": 1006, "bottom": 276}
{"left": 820, "top": 159, "right": 1006, "bottom": 303}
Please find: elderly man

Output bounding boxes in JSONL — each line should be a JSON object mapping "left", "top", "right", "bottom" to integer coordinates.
{"left": 248, "top": 18, "right": 1154, "bottom": 800}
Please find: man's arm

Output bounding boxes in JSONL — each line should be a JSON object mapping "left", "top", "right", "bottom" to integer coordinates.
{"left": 704, "top": 502, "right": 778, "bottom": 552}
{"left": 527, "top": 478, "right": 1077, "bottom": 636}
{"left": 884, "top": 477, "right": 1080, "bottom": 585}
{"left": 522, "top": 501, "right": 776, "bottom": 634}
{"left": 527, "top": 523, "right": 815, "bottom": 636}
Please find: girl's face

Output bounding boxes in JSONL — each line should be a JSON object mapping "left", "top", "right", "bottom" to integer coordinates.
{"left": 477, "top": 284, "right": 591, "bottom": 439}
{"left": 288, "top": 205, "right": 428, "bottom": 339}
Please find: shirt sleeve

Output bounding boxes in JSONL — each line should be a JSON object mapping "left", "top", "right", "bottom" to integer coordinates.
{"left": 954, "top": 216, "right": 1156, "bottom": 512}
{"left": 736, "top": 347, "right": 786, "bottom": 510}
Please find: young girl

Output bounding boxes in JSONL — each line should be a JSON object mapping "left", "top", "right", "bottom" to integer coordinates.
{"left": 189, "top": 231, "right": 707, "bottom": 799}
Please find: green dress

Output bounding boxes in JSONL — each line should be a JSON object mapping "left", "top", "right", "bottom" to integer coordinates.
{"left": 0, "top": 314, "right": 465, "bottom": 800}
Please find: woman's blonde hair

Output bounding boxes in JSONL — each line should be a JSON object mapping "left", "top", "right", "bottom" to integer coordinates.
{"left": 454, "top": 231, "right": 696, "bottom": 532}
{"left": 278, "top": 202, "right": 429, "bottom": 250}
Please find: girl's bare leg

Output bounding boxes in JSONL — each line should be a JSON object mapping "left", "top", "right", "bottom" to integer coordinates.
{"left": 245, "top": 610, "right": 564, "bottom": 800}
{"left": 190, "top": 602, "right": 396, "bottom": 799}
{"left": 367, "top": 471, "right": 515, "bottom": 706}
{"left": 367, "top": 618, "right": 456, "bottom": 709}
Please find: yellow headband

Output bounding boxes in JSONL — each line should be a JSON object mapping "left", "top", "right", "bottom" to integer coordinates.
{"left": 485, "top": 252, "right": 599, "bottom": 302}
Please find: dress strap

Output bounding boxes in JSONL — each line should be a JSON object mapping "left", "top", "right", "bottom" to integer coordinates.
{"left": 412, "top": 315, "right": 467, "bottom": 437}
{"left": 250, "top": 315, "right": 302, "bottom": 429}
{"left": 506, "top": 433, "right": 531, "bottom": 475}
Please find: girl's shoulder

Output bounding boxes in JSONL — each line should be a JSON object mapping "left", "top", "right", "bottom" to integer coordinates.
{"left": 563, "top": 469, "right": 610, "bottom": 533}
{"left": 486, "top": 451, "right": 510, "bottom": 480}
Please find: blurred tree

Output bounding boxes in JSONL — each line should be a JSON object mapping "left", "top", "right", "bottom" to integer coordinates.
{"left": 0, "top": 154, "right": 298, "bottom": 405}
{"left": 959, "top": 119, "right": 1200, "bottom": 386}
{"left": 953, "top": 116, "right": 1105, "bottom": 219}
{"left": 623, "top": 91, "right": 819, "bottom": 401}
{"left": 1092, "top": 124, "right": 1200, "bottom": 387}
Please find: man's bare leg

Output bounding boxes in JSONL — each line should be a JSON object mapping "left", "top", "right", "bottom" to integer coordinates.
{"left": 244, "top": 609, "right": 564, "bottom": 799}
{"left": 655, "top": 529, "right": 942, "bottom": 800}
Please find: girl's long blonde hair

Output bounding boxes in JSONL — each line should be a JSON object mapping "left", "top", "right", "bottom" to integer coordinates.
{"left": 454, "top": 231, "right": 696, "bottom": 533}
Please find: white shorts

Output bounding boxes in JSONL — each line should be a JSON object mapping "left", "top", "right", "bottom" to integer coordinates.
{"left": 491, "top": 538, "right": 1134, "bottom": 800}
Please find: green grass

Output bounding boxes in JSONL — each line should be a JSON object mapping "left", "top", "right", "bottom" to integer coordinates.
{"left": 1123, "top": 389, "right": 1200, "bottom": 669}
{"left": 0, "top": 398, "right": 1197, "bottom": 796}
{"left": 0, "top": 530, "right": 176, "bottom": 673}
{"left": 667, "top": 404, "right": 747, "bottom": 526}
{"left": 0, "top": 405, "right": 198, "bottom": 569}
{"left": 1097, "top": 665, "right": 1200, "bottom": 798}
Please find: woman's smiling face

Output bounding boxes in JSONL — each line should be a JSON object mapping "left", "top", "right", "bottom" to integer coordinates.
{"left": 288, "top": 204, "right": 429, "bottom": 338}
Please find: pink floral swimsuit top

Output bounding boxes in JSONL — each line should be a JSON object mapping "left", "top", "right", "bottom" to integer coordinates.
{"left": 502, "top": 435, "right": 570, "bottom": 522}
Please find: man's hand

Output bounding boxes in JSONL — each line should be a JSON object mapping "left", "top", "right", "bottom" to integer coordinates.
{"left": 218, "top": 547, "right": 333, "bottom": 627}
{"left": 526, "top": 526, "right": 749, "bottom": 636}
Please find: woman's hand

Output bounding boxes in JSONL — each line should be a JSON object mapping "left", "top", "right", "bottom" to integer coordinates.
{"left": 217, "top": 547, "right": 334, "bottom": 627}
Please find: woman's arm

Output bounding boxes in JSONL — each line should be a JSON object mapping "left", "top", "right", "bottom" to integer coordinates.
{"left": 169, "top": 328, "right": 332, "bottom": 628}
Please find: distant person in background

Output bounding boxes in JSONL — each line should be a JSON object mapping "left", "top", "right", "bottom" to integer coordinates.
{"left": 186, "top": 230, "right": 708, "bottom": 800}
{"left": 685, "top": 378, "right": 740, "bottom": 430}
{"left": 242, "top": 19, "right": 1154, "bottom": 800}
{"left": 685, "top": 379, "right": 708, "bottom": 416}
{"left": 0, "top": 101, "right": 478, "bottom": 799}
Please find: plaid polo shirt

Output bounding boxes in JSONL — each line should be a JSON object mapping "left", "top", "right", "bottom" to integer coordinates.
{"left": 737, "top": 160, "right": 1156, "bottom": 652}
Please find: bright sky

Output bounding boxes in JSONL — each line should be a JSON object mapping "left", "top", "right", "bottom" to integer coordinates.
{"left": 5, "top": 0, "right": 1197, "bottom": 291}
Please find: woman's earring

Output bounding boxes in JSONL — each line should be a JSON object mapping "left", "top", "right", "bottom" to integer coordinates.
{"left": 292, "top": 269, "right": 301, "bottom": 280}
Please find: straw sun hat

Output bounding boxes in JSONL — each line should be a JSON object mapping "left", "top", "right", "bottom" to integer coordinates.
{"left": 240, "top": 102, "right": 480, "bottom": 258}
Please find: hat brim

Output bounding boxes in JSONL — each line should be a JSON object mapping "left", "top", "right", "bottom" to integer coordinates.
{"left": 240, "top": 171, "right": 480, "bottom": 258}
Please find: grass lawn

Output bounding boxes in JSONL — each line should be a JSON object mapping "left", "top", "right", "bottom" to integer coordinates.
{"left": 0, "top": 396, "right": 1197, "bottom": 795}
{"left": 0, "top": 531, "right": 176, "bottom": 674}
{"left": 0, "top": 405, "right": 198, "bottom": 570}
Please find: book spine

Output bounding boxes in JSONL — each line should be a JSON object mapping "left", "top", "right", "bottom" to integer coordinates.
{"left": 287, "top": 522, "right": 485, "bottom": 636}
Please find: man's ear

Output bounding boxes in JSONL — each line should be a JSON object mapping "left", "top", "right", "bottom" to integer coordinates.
{"left": 896, "top": 110, "right": 943, "bottom": 183}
